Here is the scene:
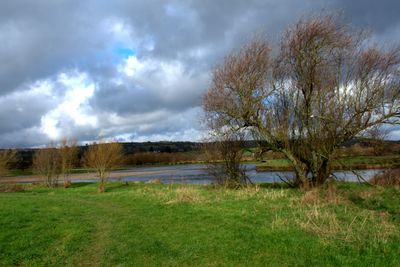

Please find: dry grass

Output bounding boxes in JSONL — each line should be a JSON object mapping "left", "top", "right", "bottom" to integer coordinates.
{"left": 299, "top": 183, "right": 342, "bottom": 206}
{"left": 370, "top": 169, "right": 400, "bottom": 187}
{"left": 256, "top": 188, "right": 288, "bottom": 201}
{"left": 300, "top": 190, "right": 320, "bottom": 205}
{"left": 145, "top": 178, "right": 162, "bottom": 184}
{"left": 296, "top": 205, "right": 396, "bottom": 243}
{"left": 170, "top": 186, "right": 204, "bottom": 203}
{"left": 211, "top": 184, "right": 288, "bottom": 202}
{"left": 290, "top": 185, "right": 397, "bottom": 244}
{"left": 133, "top": 184, "right": 205, "bottom": 204}
{"left": 231, "top": 184, "right": 261, "bottom": 199}
{"left": 0, "top": 183, "right": 24, "bottom": 193}
{"left": 135, "top": 183, "right": 289, "bottom": 204}
{"left": 134, "top": 186, "right": 172, "bottom": 202}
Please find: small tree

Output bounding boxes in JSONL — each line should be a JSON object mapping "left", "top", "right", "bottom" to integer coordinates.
{"left": 33, "top": 144, "right": 60, "bottom": 187}
{"left": 83, "top": 140, "right": 123, "bottom": 193}
{"left": 204, "top": 131, "right": 249, "bottom": 188}
{"left": 0, "top": 149, "right": 17, "bottom": 178}
{"left": 59, "top": 138, "right": 78, "bottom": 188}
{"left": 204, "top": 14, "right": 400, "bottom": 189}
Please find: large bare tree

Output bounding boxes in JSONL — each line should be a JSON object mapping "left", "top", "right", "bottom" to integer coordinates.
{"left": 204, "top": 15, "right": 400, "bottom": 188}
{"left": 83, "top": 140, "right": 123, "bottom": 193}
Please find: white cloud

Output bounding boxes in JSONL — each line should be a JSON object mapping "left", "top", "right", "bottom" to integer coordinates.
{"left": 120, "top": 54, "right": 208, "bottom": 101}
{"left": 40, "top": 71, "right": 97, "bottom": 140}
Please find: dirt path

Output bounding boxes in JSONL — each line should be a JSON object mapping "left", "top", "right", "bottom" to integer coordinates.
{"left": 1, "top": 169, "right": 173, "bottom": 184}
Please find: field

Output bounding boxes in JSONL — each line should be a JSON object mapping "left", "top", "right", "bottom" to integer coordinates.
{"left": 0, "top": 182, "right": 399, "bottom": 266}
{"left": 256, "top": 155, "right": 400, "bottom": 171}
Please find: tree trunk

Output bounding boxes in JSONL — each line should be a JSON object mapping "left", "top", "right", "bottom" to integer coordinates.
{"left": 98, "top": 171, "right": 106, "bottom": 193}
{"left": 98, "top": 183, "right": 105, "bottom": 193}
{"left": 281, "top": 149, "right": 309, "bottom": 189}
{"left": 316, "top": 159, "right": 331, "bottom": 186}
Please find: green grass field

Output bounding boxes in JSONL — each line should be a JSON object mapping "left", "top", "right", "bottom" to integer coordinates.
{"left": 0, "top": 182, "right": 399, "bottom": 266}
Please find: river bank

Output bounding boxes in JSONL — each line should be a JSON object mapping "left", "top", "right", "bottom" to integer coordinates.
{"left": 256, "top": 155, "right": 400, "bottom": 171}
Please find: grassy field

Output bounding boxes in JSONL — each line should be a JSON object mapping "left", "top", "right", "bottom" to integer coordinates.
{"left": 257, "top": 155, "right": 400, "bottom": 171}
{"left": 0, "top": 182, "right": 399, "bottom": 266}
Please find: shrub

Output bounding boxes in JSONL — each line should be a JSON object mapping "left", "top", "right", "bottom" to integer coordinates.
{"left": 32, "top": 145, "right": 60, "bottom": 187}
{"left": 0, "top": 183, "right": 24, "bottom": 193}
{"left": 370, "top": 169, "right": 400, "bottom": 187}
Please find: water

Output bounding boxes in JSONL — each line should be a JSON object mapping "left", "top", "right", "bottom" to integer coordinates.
{"left": 74, "top": 164, "right": 383, "bottom": 184}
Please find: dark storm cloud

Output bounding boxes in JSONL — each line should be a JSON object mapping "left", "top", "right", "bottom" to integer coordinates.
{"left": 0, "top": 0, "right": 399, "bottom": 147}
{"left": 0, "top": 86, "right": 56, "bottom": 133}
{"left": 0, "top": 1, "right": 132, "bottom": 96}
{"left": 333, "top": 0, "right": 400, "bottom": 33}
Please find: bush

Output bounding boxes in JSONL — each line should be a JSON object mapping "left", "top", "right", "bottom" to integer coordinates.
{"left": 0, "top": 183, "right": 24, "bottom": 193}
{"left": 370, "top": 169, "right": 400, "bottom": 187}
{"left": 203, "top": 132, "right": 251, "bottom": 188}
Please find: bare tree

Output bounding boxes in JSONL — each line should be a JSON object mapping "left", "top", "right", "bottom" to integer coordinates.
{"left": 59, "top": 138, "right": 78, "bottom": 188}
{"left": 204, "top": 14, "right": 400, "bottom": 189}
{"left": 0, "top": 150, "right": 17, "bottom": 178}
{"left": 83, "top": 140, "right": 123, "bottom": 193}
{"left": 204, "top": 131, "right": 250, "bottom": 188}
{"left": 33, "top": 144, "right": 60, "bottom": 187}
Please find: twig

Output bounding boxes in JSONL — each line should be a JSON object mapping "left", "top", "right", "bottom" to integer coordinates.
{"left": 351, "top": 170, "right": 374, "bottom": 186}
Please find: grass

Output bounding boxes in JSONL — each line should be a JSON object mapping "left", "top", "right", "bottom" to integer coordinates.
{"left": 0, "top": 182, "right": 399, "bottom": 266}
{"left": 8, "top": 169, "right": 33, "bottom": 176}
{"left": 257, "top": 155, "right": 400, "bottom": 171}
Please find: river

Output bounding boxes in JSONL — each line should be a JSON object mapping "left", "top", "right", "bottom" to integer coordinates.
{"left": 75, "top": 164, "right": 382, "bottom": 184}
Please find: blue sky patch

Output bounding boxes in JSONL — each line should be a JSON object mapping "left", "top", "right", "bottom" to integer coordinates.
{"left": 113, "top": 46, "right": 136, "bottom": 59}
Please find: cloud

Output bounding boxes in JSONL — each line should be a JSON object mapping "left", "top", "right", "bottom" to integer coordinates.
{"left": 40, "top": 72, "right": 98, "bottom": 140}
{"left": 0, "top": 0, "right": 399, "bottom": 147}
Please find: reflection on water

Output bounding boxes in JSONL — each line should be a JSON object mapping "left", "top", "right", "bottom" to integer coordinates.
{"left": 75, "top": 164, "right": 383, "bottom": 184}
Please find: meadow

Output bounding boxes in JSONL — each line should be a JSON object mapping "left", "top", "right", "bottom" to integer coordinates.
{"left": 0, "top": 182, "right": 399, "bottom": 266}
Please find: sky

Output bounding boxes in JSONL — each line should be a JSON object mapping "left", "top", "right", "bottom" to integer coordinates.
{"left": 0, "top": 0, "right": 400, "bottom": 148}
